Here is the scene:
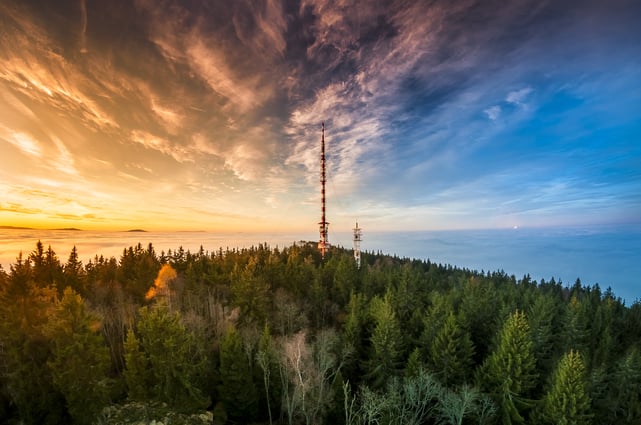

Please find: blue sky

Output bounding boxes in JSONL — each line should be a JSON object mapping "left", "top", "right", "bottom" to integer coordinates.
{"left": 0, "top": 0, "right": 640, "bottom": 231}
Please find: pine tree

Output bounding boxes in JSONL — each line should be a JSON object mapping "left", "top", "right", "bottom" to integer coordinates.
{"left": 429, "top": 312, "right": 475, "bottom": 386}
{"left": 477, "top": 310, "right": 538, "bottom": 424}
{"left": 133, "top": 305, "right": 210, "bottom": 411}
{"left": 607, "top": 349, "right": 641, "bottom": 424}
{"left": 219, "top": 325, "right": 258, "bottom": 420}
{"left": 0, "top": 264, "right": 65, "bottom": 424}
{"left": 123, "top": 328, "right": 150, "bottom": 401}
{"left": 539, "top": 350, "right": 592, "bottom": 425}
{"left": 44, "top": 288, "right": 111, "bottom": 424}
{"left": 63, "top": 246, "right": 86, "bottom": 295}
{"left": 561, "top": 296, "right": 589, "bottom": 355}
{"left": 230, "top": 260, "right": 270, "bottom": 326}
{"left": 527, "top": 293, "right": 560, "bottom": 380}
{"left": 366, "top": 295, "right": 404, "bottom": 389}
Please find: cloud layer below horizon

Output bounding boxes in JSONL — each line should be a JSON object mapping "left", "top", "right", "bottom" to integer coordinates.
{"left": 1, "top": 0, "right": 640, "bottom": 232}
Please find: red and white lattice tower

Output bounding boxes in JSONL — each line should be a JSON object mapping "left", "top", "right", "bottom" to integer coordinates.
{"left": 318, "top": 122, "right": 330, "bottom": 258}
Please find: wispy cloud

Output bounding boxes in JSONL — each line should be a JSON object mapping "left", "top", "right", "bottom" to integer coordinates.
{"left": 484, "top": 106, "right": 501, "bottom": 121}
{"left": 506, "top": 87, "right": 533, "bottom": 105}
{"left": 129, "top": 130, "right": 193, "bottom": 164}
{"left": 0, "top": 0, "right": 639, "bottom": 231}
{"left": 1, "top": 129, "right": 42, "bottom": 157}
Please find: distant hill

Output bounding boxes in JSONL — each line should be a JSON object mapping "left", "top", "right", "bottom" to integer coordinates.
{"left": 0, "top": 225, "right": 34, "bottom": 230}
{"left": 126, "top": 229, "right": 147, "bottom": 232}
{"left": 1, "top": 226, "right": 83, "bottom": 231}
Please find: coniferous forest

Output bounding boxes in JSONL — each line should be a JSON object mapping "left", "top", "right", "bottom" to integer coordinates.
{"left": 1, "top": 240, "right": 640, "bottom": 424}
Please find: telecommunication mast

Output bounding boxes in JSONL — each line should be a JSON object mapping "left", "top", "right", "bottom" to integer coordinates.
{"left": 353, "top": 221, "right": 362, "bottom": 268}
{"left": 318, "top": 122, "right": 330, "bottom": 258}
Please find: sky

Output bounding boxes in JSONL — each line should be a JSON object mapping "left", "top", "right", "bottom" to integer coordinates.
{"left": 1, "top": 0, "right": 640, "bottom": 233}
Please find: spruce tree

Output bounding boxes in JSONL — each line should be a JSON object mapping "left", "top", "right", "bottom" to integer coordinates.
{"left": 366, "top": 295, "right": 404, "bottom": 389}
{"left": 44, "top": 288, "right": 111, "bottom": 424}
{"left": 527, "top": 293, "right": 560, "bottom": 381}
{"left": 133, "top": 305, "right": 210, "bottom": 411}
{"left": 607, "top": 349, "right": 641, "bottom": 424}
{"left": 429, "top": 312, "right": 475, "bottom": 386}
{"left": 219, "top": 325, "right": 259, "bottom": 421}
{"left": 477, "top": 310, "right": 538, "bottom": 424}
{"left": 539, "top": 350, "right": 592, "bottom": 425}
{"left": 123, "top": 328, "right": 150, "bottom": 401}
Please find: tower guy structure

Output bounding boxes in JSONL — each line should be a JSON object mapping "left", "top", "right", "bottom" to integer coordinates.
{"left": 353, "top": 221, "right": 362, "bottom": 268}
{"left": 318, "top": 122, "right": 330, "bottom": 258}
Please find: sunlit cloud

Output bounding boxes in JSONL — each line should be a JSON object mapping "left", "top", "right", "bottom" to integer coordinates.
{"left": 0, "top": 0, "right": 638, "bottom": 232}
{"left": 232, "top": 0, "right": 288, "bottom": 57}
{"left": 1, "top": 130, "right": 42, "bottom": 157}
{"left": 129, "top": 130, "right": 193, "bottom": 164}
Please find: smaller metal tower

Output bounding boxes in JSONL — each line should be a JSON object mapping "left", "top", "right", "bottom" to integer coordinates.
{"left": 318, "top": 122, "right": 330, "bottom": 258}
{"left": 353, "top": 221, "right": 362, "bottom": 268}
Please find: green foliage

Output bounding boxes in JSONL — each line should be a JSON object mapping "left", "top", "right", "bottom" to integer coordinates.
{"left": 127, "top": 305, "right": 210, "bottom": 411}
{"left": 527, "top": 293, "right": 561, "bottom": 381}
{"left": 332, "top": 255, "right": 359, "bottom": 307}
{"left": 538, "top": 350, "right": 592, "bottom": 425}
{"left": 2, "top": 240, "right": 641, "bottom": 424}
{"left": 231, "top": 258, "right": 271, "bottom": 326}
{"left": 357, "top": 368, "right": 443, "bottom": 425}
{"left": 366, "top": 295, "right": 404, "bottom": 388}
{"left": 405, "top": 348, "right": 423, "bottom": 378}
{"left": 429, "top": 312, "right": 475, "bottom": 386}
{"left": 438, "top": 385, "right": 496, "bottom": 425}
{"left": 99, "top": 401, "right": 213, "bottom": 424}
{"left": 477, "top": 310, "right": 538, "bottom": 424}
{"left": 561, "top": 296, "right": 590, "bottom": 355}
{"left": 604, "top": 348, "right": 641, "bottom": 424}
{"left": 0, "top": 264, "right": 65, "bottom": 424}
{"left": 63, "top": 246, "right": 86, "bottom": 295}
{"left": 44, "top": 288, "right": 112, "bottom": 424}
{"left": 218, "top": 324, "right": 259, "bottom": 420}
{"left": 123, "top": 328, "right": 150, "bottom": 401}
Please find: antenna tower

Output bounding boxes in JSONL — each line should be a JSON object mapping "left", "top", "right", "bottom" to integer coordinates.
{"left": 318, "top": 122, "right": 330, "bottom": 258}
{"left": 353, "top": 221, "right": 362, "bottom": 268}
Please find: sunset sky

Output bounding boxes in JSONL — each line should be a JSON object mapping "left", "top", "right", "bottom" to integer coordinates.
{"left": 1, "top": 0, "right": 640, "bottom": 232}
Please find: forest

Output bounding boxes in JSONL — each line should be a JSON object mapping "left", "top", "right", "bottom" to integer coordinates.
{"left": 0, "top": 240, "right": 640, "bottom": 424}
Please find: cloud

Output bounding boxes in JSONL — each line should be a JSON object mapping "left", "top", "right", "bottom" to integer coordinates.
{"left": 137, "top": 0, "right": 276, "bottom": 114}
{"left": 0, "top": 0, "right": 639, "bottom": 232}
{"left": 1, "top": 130, "right": 42, "bottom": 157}
{"left": 232, "top": 0, "right": 288, "bottom": 57}
{"left": 506, "top": 87, "right": 533, "bottom": 105}
{"left": 484, "top": 105, "right": 501, "bottom": 121}
{"left": 150, "top": 98, "right": 184, "bottom": 134}
{"left": 79, "top": 0, "right": 88, "bottom": 53}
{"left": 51, "top": 137, "right": 78, "bottom": 175}
{"left": 129, "top": 130, "right": 193, "bottom": 163}
{"left": 186, "top": 40, "right": 269, "bottom": 113}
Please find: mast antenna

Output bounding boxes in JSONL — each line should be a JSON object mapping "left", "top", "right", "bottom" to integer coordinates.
{"left": 353, "top": 221, "right": 362, "bottom": 268}
{"left": 318, "top": 122, "right": 330, "bottom": 258}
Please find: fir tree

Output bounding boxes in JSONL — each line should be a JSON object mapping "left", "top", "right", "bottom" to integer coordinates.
{"left": 477, "top": 310, "right": 538, "bottom": 424}
{"left": 366, "top": 295, "right": 404, "bottom": 389}
{"left": 123, "top": 328, "right": 150, "bottom": 401}
{"left": 44, "top": 288, "right": 111, "bottom": 424}
{"left": 429, "top": 312, "right": 475, "bottom": 386}
{"left": 133, "top": 305, "right": 210, "bottom": 411}
{"left": 539, "top": 350, "right": 592, "bottom": 425}
{"left": 219, "top": 325, "right": 259, "bottom": 420}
